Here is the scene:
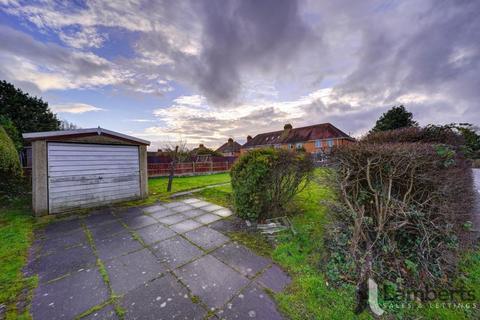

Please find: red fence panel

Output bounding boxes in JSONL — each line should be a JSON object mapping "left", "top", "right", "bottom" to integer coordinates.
{"left": 148, "top": 161, "right": 233, "bottom": 177}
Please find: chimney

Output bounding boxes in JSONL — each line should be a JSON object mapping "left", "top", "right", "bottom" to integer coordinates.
{"left": 228, "top": 138, "right": 233, "bottom": 145}
{"left": 283, "top": 123, "right": 292, "bottom": 137}
{"left": 199, "top": 143, "right": 204, "bottom": 148}
{"left": 247, "top": 135, "right": 252, "bottom": 142}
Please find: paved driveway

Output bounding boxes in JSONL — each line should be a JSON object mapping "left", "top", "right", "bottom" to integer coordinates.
{"left": 26, "top": 198, "right": 290, "bottom": 319}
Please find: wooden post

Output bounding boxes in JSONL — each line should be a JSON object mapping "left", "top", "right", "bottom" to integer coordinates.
{"left": 193, "top": 162, "right": 195, "bottom": 174}
{"left": 167, "top": 145, "right": 178, "bottom": 192}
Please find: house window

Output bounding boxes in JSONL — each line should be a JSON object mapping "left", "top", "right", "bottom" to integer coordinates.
{"left": 288, "top": 144, "right": 294, "bottom": 149}
{"left": 274, "top": 144, "right": 281, "bottom": 149}
{"left": 327, "top": 139, "right": 334, "bottom": 148}
{"left": 315, "top": 140, "right": 321, "bottom": 148}
{"left": 296, "top": 143, "right": 303, "bottom": 149}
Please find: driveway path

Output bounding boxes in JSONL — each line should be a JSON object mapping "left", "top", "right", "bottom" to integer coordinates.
{"left": 26, "top": 198, "right": 290, "bottom": 319}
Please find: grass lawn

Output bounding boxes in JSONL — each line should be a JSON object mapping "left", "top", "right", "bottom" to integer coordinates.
{"left": 148, "top": 173, "right": 230, "bottom": 199}
{"left": 0, "top": 196, "right": 37, "bottom": 319}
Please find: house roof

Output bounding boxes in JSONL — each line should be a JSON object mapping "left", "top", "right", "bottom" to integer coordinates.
{"left": 242, "top": 123, "right": 354, "bottom": 148}
{"left": 216, "top": 140, "right": 242, "bottom": 153}
{"left": 22, "top": 127, "right": 150, "bottom": 145}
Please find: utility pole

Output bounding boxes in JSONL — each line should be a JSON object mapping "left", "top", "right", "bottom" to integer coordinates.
{"left": 167, "top": 145, "right": 178, "bottom": 192}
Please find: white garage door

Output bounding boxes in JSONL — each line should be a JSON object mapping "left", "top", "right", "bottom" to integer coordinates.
{"left": 47, "top": 142, "right": 140, "bottom": 213}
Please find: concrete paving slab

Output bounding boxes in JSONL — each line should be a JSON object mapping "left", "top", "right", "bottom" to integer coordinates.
{"left": 212, "top": 243, "right": 270, "bottom": 278}
{"left": 43, "top": 219, "right": 82, "bottom": 238}
{"left": 105, "top": 249, "right": 166, "bottom": 294}
{"left": 30, "top": 199, "right": 286, "bottom": 319}
{"left": 195, "top": 213, "right": 222, "bottom": 225}
{"left": 170, "top": 219, "right": 203, "bottom": 234}
{"left": 190, "top": 200, "right": 211, "bottom": 208}
{"left": 81, "top": 304, "right": 118, "bottom": 319}
{"left": 115, "top": 207, "right": 144, "bottom": 218}
{"left": 83, "top": 209, "right": 117, "bottom": 227}
{"left": 143, "top": 204, "right": 167, "bottom": 214}
{"left": 135, "top": 223, "right": 176, "bottom": 245}
{"left": 182, "top": 209, "right": 207, "bottom": 218}
{"left": 157, "top": 213, "right": 187, "bottom": 225}
{"left": 182, "top": 198, "right": 202, "bottom": 204}
{"left": 149, "top": 208, "right": 176, "bottom": 219}
{"left": 121, "top": 273, "right": 206, "bottom": 320}
{"left": 30, "top": 244, "right": 96, "bottom": 283}
{"left": 89, "top": 220, "right": 128, "bottom": 241}
{"left": 174, "top": 255, "right": 249, "bottom": 309}
{"left": 95, "top": 233, "right": 143, "bottom": 261}
{"left": 209, "top": 217, "right": 247, "bottom": 233}
{"left": 202, "top": 204, "right": 225, "bottom": 212}
{"left": 184, "top": 227, "right": 230, "bottom": 250}
{"left": 39, "top": 229, "right": 87, "bottom": 255}
{"left": 121, "top": 214, "right": 158, "bottom": 230}
{"left": 31, "top": 268, "right": 109, "bottom": 320}
{"left": 217, "top": 284, "right": 284, "bottom": 320}
{"left": 151, "top": 236, "right": 203, "bottom": 269}
{"left": 163, "top": 202, "right": 184, "bottom": 208}
{"left": 171, "top": 204, "right": 195, "bottom": 213}
{"left": 256, "top": 264, "right": 291, "bottom": 293}
{"left": 212, "top": 208, "right": 233, "bottom": 218}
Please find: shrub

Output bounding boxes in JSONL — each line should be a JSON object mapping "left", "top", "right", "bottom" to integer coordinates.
{"left": 230, "top": 148, "right": 314, "bottom": 221}
{"left": 325, "top": 129, "right": 475, "bottom": 312}
{"left": 0, "top": 125, "right": 23, "bottom": 197}
{"left": 364, "top": 125, "right": 464, "bottom": 146}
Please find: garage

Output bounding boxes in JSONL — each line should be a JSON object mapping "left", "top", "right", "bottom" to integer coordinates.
{"left": 23, "top": 128, "right": 150, "bottom": 216}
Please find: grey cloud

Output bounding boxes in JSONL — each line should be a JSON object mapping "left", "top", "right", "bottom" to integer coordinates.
{"left": 0, "top": 25, "right": 110, "bottom": 75}
{"left": 330, "top": 0, "right": 480, "bottom": 127}
{"left": 192, "top": 0, "right": 312, "bottom": 104}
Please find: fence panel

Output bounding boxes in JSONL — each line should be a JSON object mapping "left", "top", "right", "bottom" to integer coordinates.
{"left": 148, "top": 161, "right": 232, "bottom": 177}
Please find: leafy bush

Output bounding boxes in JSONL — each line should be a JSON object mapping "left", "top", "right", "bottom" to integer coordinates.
{"left": 0, "top": 125, "right": 23, "bottom": 197}
{"left": 325, "top": 128, "right": 475, "bottom": 312}
{"left": 230, "top": 148, "right": 314, "bottom": 221}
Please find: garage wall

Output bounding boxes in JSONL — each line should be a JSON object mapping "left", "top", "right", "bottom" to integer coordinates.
{"left": 31, "top": 136, "right": 149, "bottom": 216}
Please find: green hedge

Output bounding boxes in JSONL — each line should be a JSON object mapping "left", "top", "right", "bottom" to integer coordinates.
{"left": 0, "top": 125, "right": 22, "bottom": 196}
{"left": 230, "top": 148, "right": 313, "bottom": 221}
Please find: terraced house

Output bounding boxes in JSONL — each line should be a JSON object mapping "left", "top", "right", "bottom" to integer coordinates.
{"left": 241, "top": 123, "right": 355, "bottom": 160}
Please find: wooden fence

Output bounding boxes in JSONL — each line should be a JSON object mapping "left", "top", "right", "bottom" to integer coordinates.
{"left": 148, "top": 161, "right": 233, "bottom": 177}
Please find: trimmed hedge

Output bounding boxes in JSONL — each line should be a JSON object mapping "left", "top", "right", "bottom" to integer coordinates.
{"left": 326, "top": 127, "right": 475, "bottom": 310}
{"left": 0, "top": 125, "right": 22, "bottom": 196}
{"left": 230, "top": 148, "right": 314, "bottom": 221}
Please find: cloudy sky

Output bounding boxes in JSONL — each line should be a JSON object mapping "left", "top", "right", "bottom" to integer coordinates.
{"left": 1, "top": 0, "right": 479, "bottom": 150}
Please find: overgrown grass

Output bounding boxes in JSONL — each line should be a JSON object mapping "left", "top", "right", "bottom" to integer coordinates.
{"left": 0, "top": 196, "right": 36, "bottom": 318}
{"left": 271, "top": 169, "right": 370, "bottom": 320}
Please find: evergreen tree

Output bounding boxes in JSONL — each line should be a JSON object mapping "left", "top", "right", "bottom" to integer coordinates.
{"left": 371, "top": 105, "right": 418, "bottom": 132}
